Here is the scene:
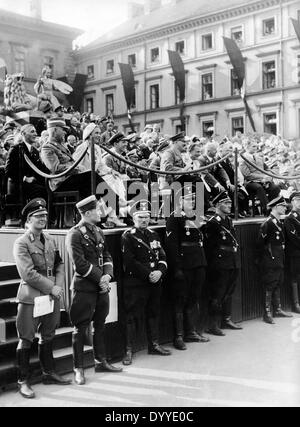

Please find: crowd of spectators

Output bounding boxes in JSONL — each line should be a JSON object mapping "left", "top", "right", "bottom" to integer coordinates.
{"left": 0, "top": 109, "right": 300, "bottom": 227}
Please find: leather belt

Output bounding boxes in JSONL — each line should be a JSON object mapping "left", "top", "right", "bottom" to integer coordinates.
{"left": 181, "top": 242, "right": 203, "bottom": 248}
{"left": 219, "top": 246, "right": 238, "bottom": 253}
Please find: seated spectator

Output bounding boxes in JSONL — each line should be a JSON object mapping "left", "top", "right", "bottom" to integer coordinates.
{"left": 239, "top": 139, "right": 281, "bottom": 215}
{"left": 105, "top": 133, "right": 129, "bottom": 177}
{"left": 5, "top": 124, "right": 48, "bottom": 201}
{"left": 67, "top": 115, "right": 82, "bottom": 140}
{"left": 100, "top": 120, "right": 116, "bottom": 146}
{"left": 198, "top": 142, "right": 228, "bottom": 197}
{"left": 66, "top": 135, "right": 78, "bottom": 155}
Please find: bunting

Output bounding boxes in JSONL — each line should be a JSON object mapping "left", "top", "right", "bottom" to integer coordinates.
{"left": 119, "top": 63, "right": 135, "bottom": 131}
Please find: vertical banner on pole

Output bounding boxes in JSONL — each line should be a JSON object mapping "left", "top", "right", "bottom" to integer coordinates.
{"left": 223, "top": 37, "right": 256, "bottom": 132}
{"left": 168, "top": 50, "right": 186, "bottom": 131}
{"left": 119, "top": 63, "right": 136, "bottom": 133}
{"left": 291, "top": 18, "right": 300, "bottom": 43}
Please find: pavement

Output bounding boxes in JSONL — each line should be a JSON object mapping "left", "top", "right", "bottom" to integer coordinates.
{"left": 0, "top": 317, "right": 299, "bottom": 407}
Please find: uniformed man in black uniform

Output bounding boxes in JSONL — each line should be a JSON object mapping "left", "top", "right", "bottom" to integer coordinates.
{"left": 204, "top": 192, "right": 242, "bottom": 336}
{"left": 284, "top": 192, "right": 300, "bottom": 313}
{"left": 66, "top": 196, "right": 122, "bottom": 386}
{"left": 13, "top": 199, "right": 71, "bottom": 399}
{"left": 121, "top": 200, "right": 171, "bottom": 366}
{"left": 166, "top": 186, "right": 209, "bottom": 351}
{"left": 258, "top": 195, "right": 292, "bottom": 324}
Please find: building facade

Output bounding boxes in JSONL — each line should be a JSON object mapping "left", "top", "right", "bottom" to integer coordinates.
{"left": 0, "top": 8, "right": 82, "bottom": 100}
{"left": 75, "top": 0, "right": 300, "bottom": 139}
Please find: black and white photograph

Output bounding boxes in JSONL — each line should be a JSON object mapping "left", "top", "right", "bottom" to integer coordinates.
{"left": 0, "top": 0, "right": 299, "bottom": 410}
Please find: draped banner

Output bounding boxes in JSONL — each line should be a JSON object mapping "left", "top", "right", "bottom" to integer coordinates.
{"left": 65, "top": 74, "right": 88, "bottom": 111}
{"left": 119, "top": 63, "right": 135, "bottom": 131}
{"left": 223, "top": 37, "right": 256, "bottom": 132}
{"left": 168, "top": 50, "right": 186, "bottom": 130}
{"left": 291, "top": 18, "right": 300, "bottom": 43}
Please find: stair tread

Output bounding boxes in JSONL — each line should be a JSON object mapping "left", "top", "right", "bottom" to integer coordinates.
{"left": 0, "top": 279, "right": 20, "bottom": 287}
{"left": 0, "top": 263, "right": 15, "bottom": 268}
{"left": 0, "top": 346, "right": 93, "bottom": 371}
{"left": 0, "top": 326, "right": 74, "bottom": 347}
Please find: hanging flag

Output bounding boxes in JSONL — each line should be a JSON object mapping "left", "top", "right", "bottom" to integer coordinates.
{"left": 223, "top": 37, "right": 256, "bottom": 132}
{"left": 291, "top": 18, "right": 300, "bottom": 43}
{"left": 119, "top": 63, "right": 135, "bottom": 111}
{"left": 65, "top": 74, "right": 88, "bottom": 111}
{"left": 168, "top": 50, "right": 186, "bottom": 102}
{"left": 0, "top": 58, "right": 7, "bottom": 83}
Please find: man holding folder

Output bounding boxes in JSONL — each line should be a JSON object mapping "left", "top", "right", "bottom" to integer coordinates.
{"left": 13, "top": 198, "right": 71, "bottom": 400}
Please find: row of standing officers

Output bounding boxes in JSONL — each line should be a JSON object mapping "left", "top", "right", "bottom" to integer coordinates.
{"left": 12, "top": 188, "right": 297, "bottom": 399}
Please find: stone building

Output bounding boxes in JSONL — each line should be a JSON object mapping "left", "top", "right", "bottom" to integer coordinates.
{"left": 75, "top": 0, "right": 300, "bottom": 139}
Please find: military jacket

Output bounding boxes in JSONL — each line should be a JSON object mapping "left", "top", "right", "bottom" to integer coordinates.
{"left": 204, "top": 214, "right": 240, "bottom": 270}
{"left": 122, "top": 228, "right": 167, "bottom": 285}
{"left": 284, "top": 211, "right": 300, "bottom": 258}
{"left": 13, "top": 230, "right": 64, "bottom": 305}
{"left": 66, "top": 221, "right": 114, "bottom": 293}
{"left": 165, "top": 212, "right": 207, "bottom": 272}
{"left": 257, "top": 214, "right": 285, "bottom": 269}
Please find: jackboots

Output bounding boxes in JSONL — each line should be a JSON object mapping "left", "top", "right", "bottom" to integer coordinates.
{"left": 123, "top": 320, "right": 135, "bottom": 366}
{"left": 173, "top": 312, "right": 187, "bottom": 350}
{"left": 72, "top": 330, "right": 86, "bottom": 385}
{"left": 16, "top": 349, "right": 35, "bottom": 399}
{"left": 94, "top": 330, "right": 123, "bottom": 373}
{"left": 185, "top": 309, "right": 210, "bottom": 343}
{"left": 39, "top": 341, "right": 72, "bottom": 386}
{"left": 291, "top": 282, "right": 300, "bottom": 314}
{"left": 273, "top": 288, "right": 293, "bottom": 318}
{"left": 147, "top": 317, "right": 171, "bottom": 356}
{"left": 263, "top": 290, "right": 275, "bottom": 324}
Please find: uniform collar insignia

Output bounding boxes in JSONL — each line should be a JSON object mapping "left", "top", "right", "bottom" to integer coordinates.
{"left": 29, "top": 233, "right": 35, "bottom": 242}
{"left": 216, "top": 216, "right": 221, "bottom": 222}
{"left": 131, "top": 228, "right": 136, "bottom": 234}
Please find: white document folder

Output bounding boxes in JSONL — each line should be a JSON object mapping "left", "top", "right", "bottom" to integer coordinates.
{"left": 33, "top": 296, "right": 55, "bottom": 318}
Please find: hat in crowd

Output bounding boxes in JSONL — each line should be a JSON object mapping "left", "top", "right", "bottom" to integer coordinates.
{"left": 83, "top": 123, "right": 97, "bottom": 141}
{"left": 267, "top": 195, "right": 287, "bottom": 209}
{"left": 290, "top": 192, "right": 300, "bottom": 203}
{"left": 76, "top": 195, "right": 98, "bottom": 214}
{"left": 108, "top": 132, "right": 126, "bottom": 146}
{"left": 175, "top": 184, "right": 195, "bottom": 202}
{"left": 127, "top": 149, "right": 139, "bottom": 158}
{"left": 22, "top": 198, "right": 48, "bottom": 219}
{"left": 47, "top": 118, "right": 68, "bottom": 130}
{"left": 170, "top": 132, "right": 186, "bottom": 143}
{"left": 212, "top": 191, "right": 232, "bottom": 206}
{"left": 130, "top": 199, "right": 151, "bottom": 217}
{"left": 39, "top": 100, "right": 52, "bottom": 114}
{"left": 157, "top": 139, "right": 170, "bottom": 153}
{"left": 144, "top": 125, "right": 153, "bottom": 131}
{"left": 124, "top": 133, "right": 141, "bottom": 142}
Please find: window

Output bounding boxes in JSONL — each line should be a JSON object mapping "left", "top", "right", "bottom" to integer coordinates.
{"left": 263, "top": 18, "right": 275, "bottom": 36}
{"left": 150, "top": 47, "right": 160, "bottom": 63}
{"left": 264, "top": 113, "right": 277, "bottom": 135}
{"left": 150, "top": 84, "right": 160, "bottom": 109}
{"left": 105, "top": 94, "right": 114, "bottom": 116}
{"left": 128, "top": 54, "right": 137, "bottom": 68}
{"left": 176, "top": 124, "right": 186, "bottom": 134}
{"left": 175, "top": 82, "right": 181, "bottom": 105}
{"left": 131, "top": 87, "right": 136, "bottom": 109}
{"left": 231, "top": 26, "right": 243, "bottom": 45}
{"left": 202, "top": 34, "right": 213, "bottom": 51}
{"left": 44, "top": 56, "right": 54, "bottom": 73}
{"left": 231, "top": 69, "right": 240, "bottom": 96}
{"left": 175, "top": 41, "right": 185, "bottom": 55}
{"left": 202, "top": 121, "right": 214, "bottom": 138}
{"left": 15, "top": 51, "right": 25, "bottom": 74}
{"left": 87, "top": 65, "right": 95, "bottom": 79}
{"left": 232, "top": 117, "right": 244, "bottom": 136}
{"left": 106, "top": 60, "right": 115, "bottom": 74}
{"left": 263, "top": 60, "right": 276, "bottom": 89}
{"left": 202, "top": 73, "right": 213, "bottom": 100}
{"left": 86, "top": 98, "right": 94, "bottom": 114}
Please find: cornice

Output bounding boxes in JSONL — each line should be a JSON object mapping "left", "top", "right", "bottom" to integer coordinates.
{"left": 76, "top": 0, "right": 286, "bottom": 59}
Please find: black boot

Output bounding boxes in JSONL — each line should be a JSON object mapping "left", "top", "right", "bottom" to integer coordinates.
{"left": 39, "top": 342, "right": 72, "bottom": 386}
{"left": 185, "top": 309, "right": 210, "bottom": 343}
{"left": 73, "top": 330, "right": 86, "bottom": 385}
{"left": 273, "top": 288, "right": 293, "bottom": 318}
{"left": 263, "top": 290, "right": 275, "bottom": 324}
{"left": 173, "top": 312, "right": 187, "bottom": 350}
{"left": 123, "top": 320, "right": 135, "bottom": 366}
{"left": 16, "top": 349, "right": 35, "bottom": 399}
{"left": 147, "top": 317, "right": 171, "bottom": 356}
{"left": 95, "top": 359, "right": 123, "bottom": 373}
{"left": 291, "top": 282, "right": 300, "bottom": 314}
{"left": 221, "top": 317, "right": 243, "bottom": 330}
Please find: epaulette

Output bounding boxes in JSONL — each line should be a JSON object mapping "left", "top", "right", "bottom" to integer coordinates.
{"left": 130, "top": 228, "right": 136, "bottom": 235}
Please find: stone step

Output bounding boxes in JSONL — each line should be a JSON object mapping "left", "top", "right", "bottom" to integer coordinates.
{"left": 2, "top": 316, "right": 17, "bottom": 340}
{"left": 0, "top": 280, "right": 20, "bottom": 300}
{"left": 0, "top": 327, "right": 74, "bottom": 365}
{"left": 0, "top": 298, "right": 17, "bottom": 318}
{"left": 0, "top": 346, "right": 94, "bottom": 393}
{"left": 0, "top": 264, "right": 19, "bottom": 282}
